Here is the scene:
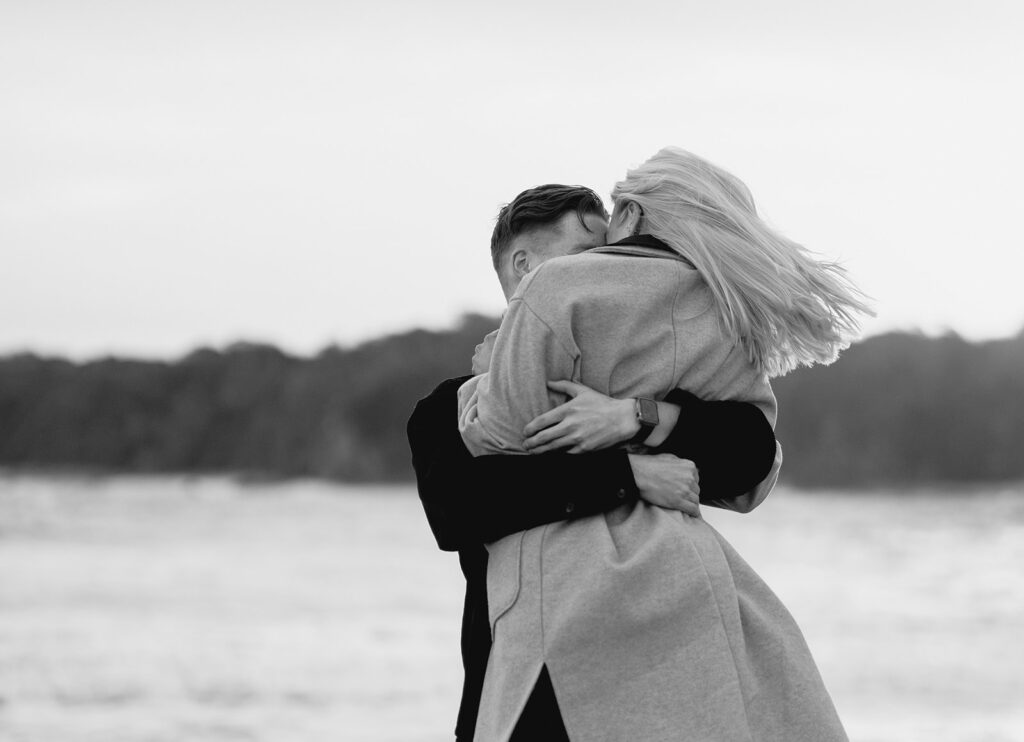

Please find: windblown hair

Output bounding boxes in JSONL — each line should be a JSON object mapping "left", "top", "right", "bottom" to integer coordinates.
{"left": 490, "top": 184, "right": 608, "bottom": 271}
{"left": 612, "top": 147, "right": 873, "bottom": 377}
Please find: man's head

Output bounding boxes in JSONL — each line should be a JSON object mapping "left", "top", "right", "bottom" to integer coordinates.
{"left": 490, "top": 184, "right": 609, "bottom": 301}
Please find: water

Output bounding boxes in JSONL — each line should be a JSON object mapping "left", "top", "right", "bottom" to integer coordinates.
{"left": 0, "top": 474, "right": 1022, "bottom": 742}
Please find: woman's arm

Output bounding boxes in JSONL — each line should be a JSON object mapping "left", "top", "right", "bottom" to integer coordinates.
{"left": 458, "top": 285, "right": 579, "bottom": 456}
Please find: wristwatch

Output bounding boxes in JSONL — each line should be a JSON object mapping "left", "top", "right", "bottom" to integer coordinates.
{"left": 629, "top": 397, "right": 659, "bottom": 445}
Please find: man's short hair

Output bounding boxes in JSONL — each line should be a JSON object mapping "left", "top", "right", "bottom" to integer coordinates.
{"left": 490, "top": 184, "right": 608, "bottom": 270}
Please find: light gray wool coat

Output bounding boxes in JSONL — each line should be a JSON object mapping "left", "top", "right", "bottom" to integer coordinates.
{"left": 458, "top": 244, "right": 848, "bottom": 742}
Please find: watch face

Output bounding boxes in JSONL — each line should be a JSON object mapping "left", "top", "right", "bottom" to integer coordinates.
{"left": 637, "top": 397, "right": 659, "bottom": 426}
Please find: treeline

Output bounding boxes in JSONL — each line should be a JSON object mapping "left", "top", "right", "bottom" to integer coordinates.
{"left": 0, "top": 315, "right": 1021, "bottom": 488}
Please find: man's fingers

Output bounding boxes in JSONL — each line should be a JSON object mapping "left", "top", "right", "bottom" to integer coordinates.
{"left": 526, "top": 434, "right": 574, "bottom": 455}
{"left": 523, "top": 420, "right": 572, "bottom": 451}
{"left": 523, "top": 405, "right": 569, "bottom": 437}
{"left": 678, "top": 495, "right": 700, "bottom": 517}
{"left": 547, "top": 379, "right": 585, "bottom": 398}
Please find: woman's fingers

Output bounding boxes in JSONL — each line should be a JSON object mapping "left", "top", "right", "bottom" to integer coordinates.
{"left": 523, "top": 404, "right": 569, "bottom": 437}
{"left": 523, "top": 420, "right": 573, "bottom": 452}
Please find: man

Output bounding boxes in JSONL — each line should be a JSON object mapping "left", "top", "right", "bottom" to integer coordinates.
{"left": 407, "top": 185, "right": 778, "bottom": 740}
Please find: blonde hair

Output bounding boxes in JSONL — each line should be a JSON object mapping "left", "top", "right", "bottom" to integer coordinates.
{"left": 612, "top": 147, "right": 874, "bottom": 377}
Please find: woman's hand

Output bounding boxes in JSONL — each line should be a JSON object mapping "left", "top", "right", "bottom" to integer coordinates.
{"left": 628, "top": 453, "right": 701, "bottom": 518}
{"left": 523, "top": 380, "right": 638, "bottom": 454}
{"left": 471, "top": 330, "right": 499, "bottom": 376}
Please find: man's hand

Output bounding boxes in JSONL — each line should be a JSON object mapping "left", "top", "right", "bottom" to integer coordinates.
{"left": 628, "top": 453, "right": 701, "bottom": 518}
{"left": 523, "top": 380, "right": 637, "bottom": 453}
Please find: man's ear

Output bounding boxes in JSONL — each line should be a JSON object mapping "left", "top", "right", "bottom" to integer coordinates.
{"left": 510, "top": 248, "right": 531, "bottom": 279}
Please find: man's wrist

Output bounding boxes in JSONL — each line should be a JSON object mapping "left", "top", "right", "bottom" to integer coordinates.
{"left": 621, "top": 398, "right": 642, "bottom": 442}
{"left": 628, "top": 397, "right": 660, "bottom": 445}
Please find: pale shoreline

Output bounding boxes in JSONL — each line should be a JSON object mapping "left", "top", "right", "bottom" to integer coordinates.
{"left": 1, "top": 476, "right": 1022, "bottom": 742}
{"left": 2, "top": 466, "right": 1022, "bottom": 497}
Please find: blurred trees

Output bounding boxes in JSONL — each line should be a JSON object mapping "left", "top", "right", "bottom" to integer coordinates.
{"left": 0, "top": 316, "right": 1021, "bottom": 488}
{"left": 773, "top": 329, "right": 1024, "bottom": 486}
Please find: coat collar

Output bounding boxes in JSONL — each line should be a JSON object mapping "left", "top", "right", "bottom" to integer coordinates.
{"left": 590, "top": 234, "right": 695, "bottom": 269}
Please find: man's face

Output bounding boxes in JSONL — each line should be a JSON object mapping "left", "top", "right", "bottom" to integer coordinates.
{"left": 501, "top": 211, "right": 608, "bottom": 300}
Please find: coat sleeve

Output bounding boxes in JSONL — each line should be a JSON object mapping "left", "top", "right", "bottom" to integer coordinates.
{"left": 458, "top": 290, "right": 578, "bottom": 456}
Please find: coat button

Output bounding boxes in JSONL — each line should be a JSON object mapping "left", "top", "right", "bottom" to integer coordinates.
{"left": 565, "top": 501, "right": 575, "bottom": 514}
{"left": 617, "top": 488, "right": 627, "bottom": 499}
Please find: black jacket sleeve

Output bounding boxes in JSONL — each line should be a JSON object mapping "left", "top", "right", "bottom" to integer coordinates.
{"left": 408, "top": 376, "right": 639, "bottom": 551}
{"left": 407, "top": 377, "right": 778, "bottom": 552}
{"left": 654, "top": 389, "right": 777, "bottom": 504}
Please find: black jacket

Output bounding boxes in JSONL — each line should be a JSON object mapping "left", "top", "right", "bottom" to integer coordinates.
{"left": 407, "top": 376, "right": 776, "bottom": 740}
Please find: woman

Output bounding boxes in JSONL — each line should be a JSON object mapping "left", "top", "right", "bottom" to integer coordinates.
{"left": 459, "top": 147, "right": 872, "bottom": 741}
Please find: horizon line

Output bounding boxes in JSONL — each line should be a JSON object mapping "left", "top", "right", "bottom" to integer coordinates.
{"left": 2, "top": 317, "right": 1021, "bottom": 365}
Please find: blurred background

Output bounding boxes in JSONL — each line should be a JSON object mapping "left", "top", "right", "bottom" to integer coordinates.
{"left": 1, "top": 1, "right": 1022, "bottom": 741}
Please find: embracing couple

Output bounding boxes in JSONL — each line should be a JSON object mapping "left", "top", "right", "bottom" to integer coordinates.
{"left": 408, "top": 147, "right": 871, "bottom": 741}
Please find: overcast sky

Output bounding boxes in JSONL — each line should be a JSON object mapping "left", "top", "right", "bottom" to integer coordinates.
{"left": 3, "top": 0, "right": 1022, "bottom": 359}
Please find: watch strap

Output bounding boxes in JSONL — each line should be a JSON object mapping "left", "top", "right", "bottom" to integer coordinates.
{"left": 629, "top": 397, "right": 659, "bottom": 445}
